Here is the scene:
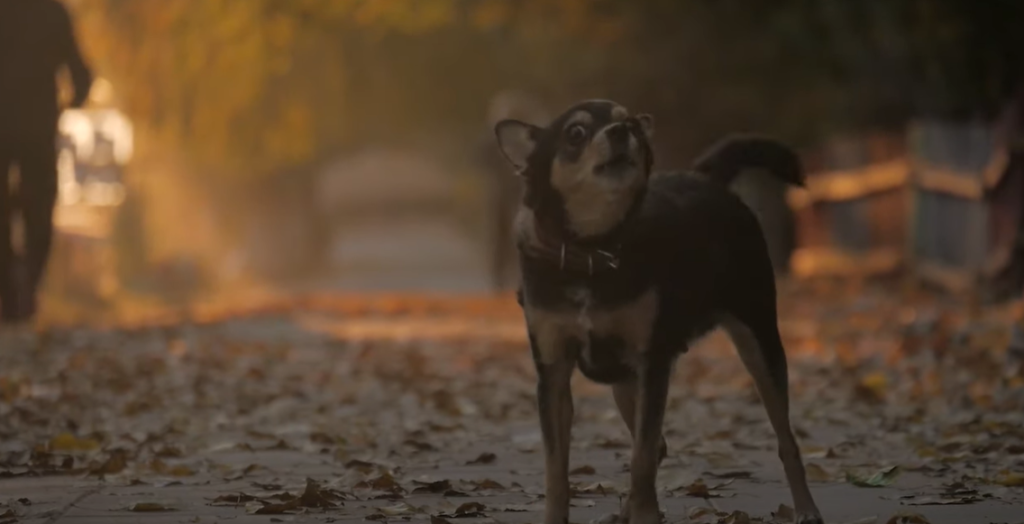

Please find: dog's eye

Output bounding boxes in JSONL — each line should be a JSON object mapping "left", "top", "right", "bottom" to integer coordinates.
{"left": 564, "top": 124, "right": 587, "bottom": 146}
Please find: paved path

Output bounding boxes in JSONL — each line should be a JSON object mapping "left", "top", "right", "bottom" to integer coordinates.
{"left": 2, "top": 287, "right": 1023, "bottom": 524}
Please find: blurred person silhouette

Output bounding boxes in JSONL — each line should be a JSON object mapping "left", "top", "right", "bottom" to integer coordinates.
{"left": 477, "top": 89, "right": 549, "bottom": 293}
{"left": 0, "top": 0, "right": 93, "bottom": 323}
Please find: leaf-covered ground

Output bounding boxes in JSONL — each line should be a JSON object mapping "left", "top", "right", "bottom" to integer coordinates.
{"left": 1, "top": 284, "right": 1023, "bottom": 524}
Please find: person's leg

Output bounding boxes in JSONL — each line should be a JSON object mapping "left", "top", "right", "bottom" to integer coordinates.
{"left": 14, "top": 134, "right": 59, "bottom": 320}
{"left": 0, "top": 142, "right": 14, "bottom": 321}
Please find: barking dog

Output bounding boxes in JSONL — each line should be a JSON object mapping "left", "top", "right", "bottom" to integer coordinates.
{"left": 494, "top": 100, "right": 823, "bottom": 524}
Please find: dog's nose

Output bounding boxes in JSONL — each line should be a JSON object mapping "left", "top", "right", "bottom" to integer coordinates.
{"left": 606, "top": 123, "right": 630, "bottom": 143}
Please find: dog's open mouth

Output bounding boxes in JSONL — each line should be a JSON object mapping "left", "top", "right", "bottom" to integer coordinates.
{"left": 596, "top": 153, "right": 636, "bottom": 173}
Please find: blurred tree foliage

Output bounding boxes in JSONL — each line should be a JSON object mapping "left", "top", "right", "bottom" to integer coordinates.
{"left": 67, "top": 0, "right": 1024, "bottom": 175}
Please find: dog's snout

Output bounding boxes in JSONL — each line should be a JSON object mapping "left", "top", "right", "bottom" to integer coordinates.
{"left": 606, "top": 122, "right": 630, "bottom": 143}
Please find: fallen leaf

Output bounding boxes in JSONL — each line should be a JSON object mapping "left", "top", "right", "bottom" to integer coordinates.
{"left": 209, "top": 493, "right": 258, "bottom": 505}
{"left": 453, "top": 502, "right": 487, "bottom": 518}
{"left": 253, "top": 498, "right": 301, "bottom": 515}
{"left": 991, "top": 470, "right": 1024, "bottom": 487}
{"left": 885, "top": 512, "right": 930, "bottom": 524}
{"left": 683, "top": 479, "right": 719, "bottom": 498}
{"left": 169, "top": 465, "right": 196, "bottom": 477}
{"left": 89, "top": 452, "right": 127, "bottom": 476}
{"left": 805, "top": 463, "right": 835, "bottom": 482}
{"left": 570, "top": 465, "right": 597, "bottom": 476}
{"left": 412, "top": 479, "right": 452, "bottom": 493}
{"left": 129, "top": 502, "right": 174, "bottom": 512}
{"left": 48, "top": 433, "right": 100, "bottom": 452}
{"left": 854, "top": 371, "right": 888, "bottom": 404}
{"left": 310, "top": 432, "right": 345, "bottom": 446}
{"left": 687, "top": 506, "right": 717, "bottom": 520}
{"left": 772, "top": 504, "right": 795, "bottom": 521}
{"left": 470, "top": 478, "right": 505, "bottom": 491}
{"left": 718, "top": 510, "right": 750, "bottom": 524}
{"left": 493, "top": 503, "right": 539, "bottom": 512}
{"left": 403, "top": 439, "right": 437, "bottom": 452}
{"left": 379, "top": 502, "right": 418, "bottom": 516}
{"left": 575, "top": 481, "right": 620, "bottom": 496}
{"left": 298, "top": 478, "right": 338, "bottom": 508}
{"left": 358, "top": 472, "right": 404, "bottom": 493}
{"left": 705, "top": 470, "right": 753, "bottom": 480}
{"left": 154, "top": 445, "right": 184, "bottom": 458}
{"left": 594, "top": 437, "right": 630, "bottom": 449}
{"left": 344, "top": 459, "right": 378, "bottom": 473}
{"left": 899, "top": 494, "right": 981, "bottom": 506}
{"left": 847, "top": 466, "right": 900, "bottom": 488}
{"left": 466, "top": 452, "right": 496, "bottom": 465}
{"left": 435, "top": 501, "right": 487, "bottom": 519}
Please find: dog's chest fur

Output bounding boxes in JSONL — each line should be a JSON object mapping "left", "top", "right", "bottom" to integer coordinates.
{"left": 523, "top": 269, "right": 658, "bottom": 384}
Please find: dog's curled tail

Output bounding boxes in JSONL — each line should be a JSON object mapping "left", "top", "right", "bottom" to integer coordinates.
{"left": 691, "top": 135, "right": 805, "bottom": 188}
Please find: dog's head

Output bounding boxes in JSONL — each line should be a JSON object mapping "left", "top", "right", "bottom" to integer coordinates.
{"left": 495, "top": 99, "right": 654, "bottom": 239}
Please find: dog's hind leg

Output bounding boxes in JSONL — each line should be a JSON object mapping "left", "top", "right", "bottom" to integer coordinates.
{"left": 621, "top": 356, "right": 672, "bottom": 524}
{"left": 722, "top": 314, "right": 823, "bottom": 524}
{"left": 528, "top": 329, "right": 578, "bottom": 524}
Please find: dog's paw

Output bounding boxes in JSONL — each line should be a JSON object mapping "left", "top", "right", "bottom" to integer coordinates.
{"left": 795, "top": 513, "right": 824, "bottom": 524}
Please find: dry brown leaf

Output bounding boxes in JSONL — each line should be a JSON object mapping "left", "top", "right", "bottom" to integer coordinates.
{"left": 805, "top": 463, "right": 835, "bottom": 482}
{"left": 570, "top": 464, "right": 597, "bottom": 476}
{"left": 718, "top": 510, "right": 750, "bottom": 524}
{"left": 705, "top": 470, "right": 753, "bottom": 480}
{"left": 453, "top": 502, "right": 487, "bottom": 518}
{"left": 687, "top": 506, "right": 717, "bottom": 520}
{"left": 154, "top": 446, "right": 184, "bottom": 458}
{"left": 412, "top": 479, "right": 452, "bottom": 493}
{"left": 298, "top": 478, "right": 337, "bottom": 508}
{"left": 343, "top": 459, "right": 378, "bottom": 473}
{"left": 773, "top": 504, "right": 795, "bottom": 521}
{"left": 991, "top": 470, "right": 1024, "bottom": 487}
{"left": 48, "top": 433, "right": 100, "bottom": 452}
{"left": 470, "top": 478, "right": 505, "bottom": 491}
{"left": 310, "top": 432, "right": 345, "bottom": 446}
{"left": 466, "top": 452, "right": 496, "bottom": 465}
{"left": 89, "top": 452, "right": 127, "bottom": 476}
{"left": 128, "top": 502, "right": 174, "bottom": 512}
{"left": 169, "top": 465, "right": 196, "bottom": 477}
{"left": 253, "top": 498, "right": 301, "bottom": 515}
{"left": 378, "top": 502, "right": 418, "bottom": 516}
{"left": 885, "top": 512, "right": 930, "bottom": 524}
{"left": 683, "top": 479, "right": 717, "bottom": 498}
{"left": 209, "top": 493, "right": 258, "bottom": 505}
{"left": 574, "top": 481, "right": 619, "bottom": 496}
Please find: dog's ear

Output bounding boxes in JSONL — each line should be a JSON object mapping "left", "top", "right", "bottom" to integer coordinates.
{"left": 495, "top": 119, "right": 540, "bottom": 172}
{"left": 635, "top": 113, "right": 654, "bottom": 140}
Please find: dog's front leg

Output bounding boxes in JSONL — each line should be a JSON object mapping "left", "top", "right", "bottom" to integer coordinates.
{"left": 626, "top": 355, "right": 671, "bottom": 524}
{"left": 529, "top": 330, "right": 577, "bottom": 524}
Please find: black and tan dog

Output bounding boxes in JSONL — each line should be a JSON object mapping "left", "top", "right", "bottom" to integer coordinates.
{"left": 494, "top": 100, "right": 823, "bottom": 524}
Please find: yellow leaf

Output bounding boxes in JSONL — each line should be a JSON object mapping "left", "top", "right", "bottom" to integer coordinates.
{"left": 49, "top": 433, "right": 100, "bottom": 452}
{"left": 992, "top": 470, "right": 1024, "bottom": 487}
